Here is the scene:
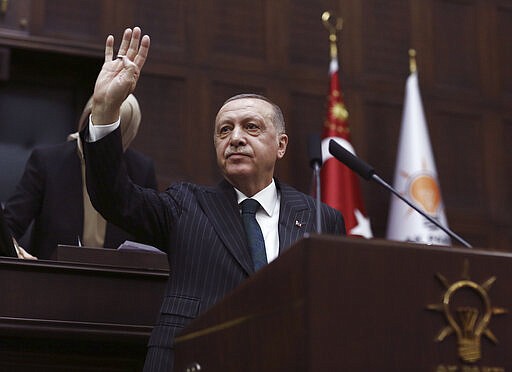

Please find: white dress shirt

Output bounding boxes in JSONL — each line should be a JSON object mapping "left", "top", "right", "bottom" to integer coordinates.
{"left": 235, "top": 180, "right": 280, "bottom": 263}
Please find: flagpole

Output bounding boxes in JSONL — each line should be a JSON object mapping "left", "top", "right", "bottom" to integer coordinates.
{"left": 409, "top": 49, "right": 417, "bottom": 74}
{"left": 318, "top": 12, "right": 343, "bottom": 234}
{"left": 321, "top": 11, "right": 343, "bottom": 60}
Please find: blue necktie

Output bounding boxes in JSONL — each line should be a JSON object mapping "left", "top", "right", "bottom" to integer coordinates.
{"left": 241, "top": 198, "right": 267, "bottom": 271}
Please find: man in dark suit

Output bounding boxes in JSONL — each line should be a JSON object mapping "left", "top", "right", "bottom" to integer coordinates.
{"left": 4, "top": 94, "right": 157, "bottom": 259}
{"left": 83, "top": 27, "right": 345, "bottom": 371}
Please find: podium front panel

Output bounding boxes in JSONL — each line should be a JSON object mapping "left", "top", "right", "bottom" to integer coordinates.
{"left": 175, "top": 236, "right": 512, "bottom": 371}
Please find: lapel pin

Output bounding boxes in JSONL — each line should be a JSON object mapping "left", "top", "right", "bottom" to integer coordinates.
{"left": 295, "top": 220, "right": 304, "bottom": 228}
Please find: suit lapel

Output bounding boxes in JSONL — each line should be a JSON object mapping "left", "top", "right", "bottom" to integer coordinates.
{"left": 277, "top": 181, "right": 313, "bottom": 253}
{"left": 197, "top": 180, "right": 253, "bottom": 275}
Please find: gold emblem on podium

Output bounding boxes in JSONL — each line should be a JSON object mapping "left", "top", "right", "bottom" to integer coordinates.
{"left": 427, "top": 260, "right": 507, "bottom": 363}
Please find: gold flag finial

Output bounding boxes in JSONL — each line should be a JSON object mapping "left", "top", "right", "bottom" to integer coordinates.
{"left": 409, "top": 48, "right": 417, "bottom": 74}
{"left": 322, "top": 11, "right": 343, "bottom": 59}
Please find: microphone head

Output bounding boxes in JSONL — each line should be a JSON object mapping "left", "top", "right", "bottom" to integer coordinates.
{"left": 308, "top": 133, "right": 322, "bottom": 168}
{"left": 328, "top": 139, "right": 375, "bottom": 180}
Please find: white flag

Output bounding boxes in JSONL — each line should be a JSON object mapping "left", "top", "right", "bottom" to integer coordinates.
{"left": 386, "top": 72, "right": 450, "bottom": 246}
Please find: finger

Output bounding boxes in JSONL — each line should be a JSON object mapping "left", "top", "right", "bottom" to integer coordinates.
{"left": 104, "top": 35, "right": 114, "bottom": 62}
{"left": 126, "top": 26, "right": 142, "bottom": 60}
{"left": 116, "top": 28, "right": 133, "bottom": 58}
{"left": 134, "top": 35, "right": 151, "bottom": 70}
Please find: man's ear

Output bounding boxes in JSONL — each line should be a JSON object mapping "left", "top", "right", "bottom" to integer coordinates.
{"left": 277, "top": 133, "right": 288, "bottom": 159}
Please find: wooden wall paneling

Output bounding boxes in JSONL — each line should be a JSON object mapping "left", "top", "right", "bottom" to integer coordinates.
{"left": 200, "top": 0, "right": 269, "bottom": 74}
{"left": 121, "top": 0, "right": 189, "bottom": 66}
{"left": 30, "top": 0, "right": 115, "bottom": 47}
{"left": 431, "top": 0, "right": 481, "bottom": 96}
{"left": 186, "top": 1, "right": 210, "bottom": 69}
{"left": 131, "top": 73, "right": 188, "bottom": 189}
{"left": 499, "top": 117, "right": 512, "bottom": 226}
{"left": 187, "top": 72, "right": 217, "bottom": 186}
{"left": 429, "top": 105, "right": 487, "bottom": 216}
{"left": 360, "top": 0, "right": 410, "bottom": 84}
{"left": 465, "top": 110, "right": 503, "bottom": 250}
{"left": 359, "top": 96, "right": 403, "bottom": 238}
{"left": 450, "top": 219, "right": 493, "bottom": 250}
{"left": 410, "top": 0, "right": 436, "bottom": 91}
{"left": 490, "top": 113, "right": 512, "bottom": 251}
{"left": 191, "top": 2, "right": 214, "bottom": 67}
{"left": 496, "top": 2, "right": 512, "bottom": 100}
{"left": 287, "top": 0, "right": 336, "bottom": 72}
{"left": 286, "top": 89, "right": 325, "bottom": 194}
{"left": 335, "top": 0, "right": 364, "bottom": 83}
{"left": 266, "top": 1, "right": 288, "bottom": 70}
{"left": 478, "top": 0, "right": 499, "bottom": 100}
{"left": 480, "top": 111, "right": 502, "bottom": 223}
{"left": 494, "top": 224, "right": 512, "bottom": 252}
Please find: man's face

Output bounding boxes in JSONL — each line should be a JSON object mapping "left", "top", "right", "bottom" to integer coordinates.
{"left": 214, "top": 98, "right": 288, "bottom": 195}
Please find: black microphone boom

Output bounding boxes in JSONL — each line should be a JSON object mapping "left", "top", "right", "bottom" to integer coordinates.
{"left": 328, "top": 139, "right": 472, "bottom": 248}
{"left": 328, "top": 139, "right": 375, "bottom": 180}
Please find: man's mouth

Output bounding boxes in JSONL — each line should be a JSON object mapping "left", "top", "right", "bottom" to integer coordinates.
{"left": 226, "top": 152, "right": 249, "bottom": 159}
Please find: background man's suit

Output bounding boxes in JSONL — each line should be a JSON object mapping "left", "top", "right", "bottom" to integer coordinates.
{"left": 4, "top": 140, "right": 157, "bottom": 259}
{"left": 83, "top": 128, "right": 345, "bottom": 371}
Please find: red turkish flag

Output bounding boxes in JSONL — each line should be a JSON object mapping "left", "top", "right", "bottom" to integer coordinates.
{"left": 321, "top": 56, "right": 372, "bottom": 237}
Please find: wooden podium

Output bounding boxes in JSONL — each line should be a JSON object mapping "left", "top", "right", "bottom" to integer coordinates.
{"left": 174, "top": 235, "right": 512, "bottom": 371}
{"left": 0, "top": 246, "right": 169, "bottom": 371}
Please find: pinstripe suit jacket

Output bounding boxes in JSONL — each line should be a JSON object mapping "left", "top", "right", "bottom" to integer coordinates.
{"left": 83, "top": 128, "right": 345, "bottom": 371}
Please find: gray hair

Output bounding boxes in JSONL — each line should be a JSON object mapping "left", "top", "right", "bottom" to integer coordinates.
{"left": 221, "top": 93, "right": 286, "bottom": 134}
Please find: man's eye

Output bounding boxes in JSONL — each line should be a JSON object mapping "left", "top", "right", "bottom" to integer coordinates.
{"left": 246, "top": 123, "right": 260, "bottom": 131}
{"left": 219, "top": 126, "right": 231, "bottom": 134}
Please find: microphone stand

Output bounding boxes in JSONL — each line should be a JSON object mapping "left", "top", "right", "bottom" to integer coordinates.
{"left": 313, "top": 162, "right": 322, "bottom": 234}
{"left": 372, "top": 174, "right": 472, "bottom": 248}
{"left": 328, "top": 139, "right": 472, "bottom": 248}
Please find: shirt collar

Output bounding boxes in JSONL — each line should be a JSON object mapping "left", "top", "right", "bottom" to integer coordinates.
{"left": 235, "top": 179, "right": 278, "bottom": 217}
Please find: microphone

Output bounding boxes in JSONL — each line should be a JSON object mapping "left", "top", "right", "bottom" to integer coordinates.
{"left": 308, "top": 134, "right": 323, "bottom": 234}
{"left": 308, "top": 133, "right": 323, "bottom": 169}
{"left": 328, "top": 139, "right": 472, "bottom": 248}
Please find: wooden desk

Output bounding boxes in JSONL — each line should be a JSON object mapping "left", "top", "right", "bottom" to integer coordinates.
{"left": 0, "top": 247, "right": 169, "bottom": 371}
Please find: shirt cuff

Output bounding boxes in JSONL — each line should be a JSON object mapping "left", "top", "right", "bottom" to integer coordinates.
{"left": 87, "top": 114, "right": 120, "bottom": 142}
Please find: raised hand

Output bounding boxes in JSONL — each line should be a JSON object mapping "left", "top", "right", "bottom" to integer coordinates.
{"left": 92, "top": 27, "right": 150, "bottom": 125}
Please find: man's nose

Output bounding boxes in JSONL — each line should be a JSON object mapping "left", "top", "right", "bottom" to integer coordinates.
{"left": 230, "top": 126, "right": 246, "bottom": 146}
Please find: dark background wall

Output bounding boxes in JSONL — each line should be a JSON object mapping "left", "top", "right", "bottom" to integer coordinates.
{"left": 0, "top": 0, "right": 510, "bottom": 250}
